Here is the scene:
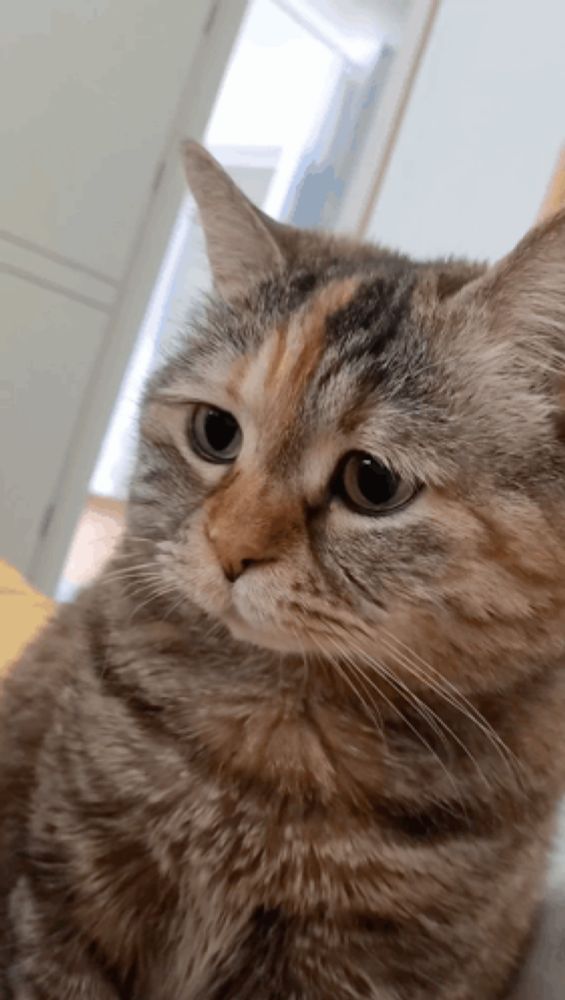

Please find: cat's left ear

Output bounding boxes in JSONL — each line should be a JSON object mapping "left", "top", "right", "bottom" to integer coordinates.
{"left": 181, "top": 140, "right": 286, "bottom": 303}
{"left": 468, "top": 209, "right": 565, "bottom": 362}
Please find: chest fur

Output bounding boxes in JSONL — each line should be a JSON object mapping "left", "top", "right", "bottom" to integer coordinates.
{"left": 167, "top": 698, "right": 465, "bottom": 917}
{"left": 70, "top": 693, "right": 535, "bottom": 999}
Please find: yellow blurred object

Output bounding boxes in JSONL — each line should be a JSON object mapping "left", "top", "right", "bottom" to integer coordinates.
{"left": 0, "top": 560, "right": 54, "bottom": 676}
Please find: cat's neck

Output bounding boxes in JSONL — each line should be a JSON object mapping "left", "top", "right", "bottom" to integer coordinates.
{"left": 83, "top": 571, "right": 565, "bottom": 817}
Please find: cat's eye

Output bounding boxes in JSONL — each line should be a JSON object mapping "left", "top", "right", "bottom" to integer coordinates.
{"left": 336, "top": 452, "right": 417, "bottom": 515}
{"left": 189, "top": 404, "right": 242, "bottom": 464}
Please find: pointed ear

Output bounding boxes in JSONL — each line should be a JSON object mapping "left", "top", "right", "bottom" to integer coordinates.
{"left": 486, "top": 209, "right": 565, "bottom": 363}
{"left": 181, "top": 141, "right": 286, "bottom": 303}
{"left": 446, "top": 209, "right": 565, "bottom": 389}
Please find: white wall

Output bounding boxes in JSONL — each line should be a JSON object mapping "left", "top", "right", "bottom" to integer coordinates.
{"left": 368, "top": 0, "right": 565, "bottom": 263}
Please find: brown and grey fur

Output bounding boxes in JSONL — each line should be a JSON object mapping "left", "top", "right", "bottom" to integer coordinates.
{"left": 2, "top": 143, "right": 565, "bottom": 999}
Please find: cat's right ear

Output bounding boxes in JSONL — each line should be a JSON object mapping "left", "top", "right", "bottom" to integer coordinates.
{"left": 449, "top": 208, "right": 565, "bottom": 368}
{"left": 181, "top": 141, "right": 286, "bottom": 304}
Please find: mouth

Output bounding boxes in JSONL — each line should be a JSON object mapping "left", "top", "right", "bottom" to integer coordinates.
{"left": 187, "top": 557, "right": 324, "bottom": 654}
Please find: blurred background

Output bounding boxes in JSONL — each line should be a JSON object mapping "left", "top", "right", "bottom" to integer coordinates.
{"left": 1, "top": 0, "right": 564, "bottom": 599}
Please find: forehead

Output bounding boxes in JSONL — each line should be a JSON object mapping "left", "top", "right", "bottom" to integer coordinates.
{"left": 151, "top": 266, "right": 456, "bottom": 486}
{"left": 189, "top": 270, "right": 420, "bottom": 425}
{"left": 147, "top": 252, "right": 543, "bottom": 496}
{"left": 235, "top": 276, "right": 364, "bottom": 430}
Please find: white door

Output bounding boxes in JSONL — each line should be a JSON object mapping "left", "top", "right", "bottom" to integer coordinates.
{"left": 0, "top": 0, "right": 248, "bottom": 590}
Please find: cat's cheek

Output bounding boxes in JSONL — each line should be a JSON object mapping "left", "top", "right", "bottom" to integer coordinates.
{"left": 166, "top": 520, "right": 232, "bottom": 617}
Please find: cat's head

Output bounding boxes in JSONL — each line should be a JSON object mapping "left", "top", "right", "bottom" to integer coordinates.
{"left": 129, "top": 142, "right": 565, "bottom": 688}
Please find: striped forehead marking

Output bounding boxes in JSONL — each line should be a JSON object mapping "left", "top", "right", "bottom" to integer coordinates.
{"left": 236, "top": 276, "right": 362, "bottom": 418}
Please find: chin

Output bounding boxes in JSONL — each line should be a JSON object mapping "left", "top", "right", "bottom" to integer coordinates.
{"left": 189, "top": 571, "right": 323, "bottom": 655}
{"left": 223, "top": 611, "right": 312, "bottom": 655}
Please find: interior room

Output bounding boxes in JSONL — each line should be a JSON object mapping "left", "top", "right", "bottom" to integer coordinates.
{"left": 2, "top": 3, "right": 565, "bottom": 996}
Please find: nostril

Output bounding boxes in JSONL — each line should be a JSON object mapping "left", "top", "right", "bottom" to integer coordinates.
{"left": 222, "top": 557, "right": 255, "bottom": 583}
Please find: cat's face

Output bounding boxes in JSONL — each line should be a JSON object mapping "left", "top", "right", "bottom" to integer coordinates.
{"left": 127, "top": 145, "right": 565, "bottom": 686}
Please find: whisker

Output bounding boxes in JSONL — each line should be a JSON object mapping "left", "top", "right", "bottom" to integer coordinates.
{"left": 164, "top": 591, "right": 189, "bottom": 621}
{"left": 308, "top": 621, "right": 463, "bottom": 801}
{"left": 357, "top": 643, "right": 492, "bottom": 793}
{"left": 308, "top": 632, "right": 382, "bottom": 729}
{"left": 321, "top": 632, "right": 384, "bottom": 735}
{"left": 127, "top": 584, "right": 180, "bottom": 622}
{"left": 326, "top": 606, "right": 523, "bottom": 787}
{"left": 376, "top": 627, "right": 525, "bottom": 787}
{"left": 102, "top": 562, "right": 165, "bottom": 584}
{"left": 339, "top": 644, "right": 464, "bottom": 804}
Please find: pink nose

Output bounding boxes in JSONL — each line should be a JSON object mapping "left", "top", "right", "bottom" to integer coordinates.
{"left": 206, "top": 523, "right": 278, "bottom": 584}
{"left": 205, "top": 475, "right": 303, "bottom": 584}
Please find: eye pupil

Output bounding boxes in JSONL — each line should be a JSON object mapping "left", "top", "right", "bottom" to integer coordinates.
{"left": 205, "top": 409, "right": 237, "bottom": 453}
{"left": 356, "top": 457, "right": 395, "bottom": 505}
{"left": 190, "top": 405, "right": 242, "bottom": 463}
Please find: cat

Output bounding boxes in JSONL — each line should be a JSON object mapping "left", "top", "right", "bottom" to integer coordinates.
{"left": 2, "top": 141, "right": 565, "bottom": 1000}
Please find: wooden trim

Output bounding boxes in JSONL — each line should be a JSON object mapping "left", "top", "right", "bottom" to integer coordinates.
{"left": 87, "top": 494, "right": 126, "bottom": 518}
{"left": 537, "top": 146, "right": 565, "bottom": 222}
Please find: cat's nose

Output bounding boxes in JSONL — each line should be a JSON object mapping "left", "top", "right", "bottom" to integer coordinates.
{"left": 221, "top": 556, "right": 256, "bottom": 583}
{"left": 206, "top": 523, "right": 275, "bottom": 583}
{"left": 205, "top": 477, "right": 301, "bottom": 584}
